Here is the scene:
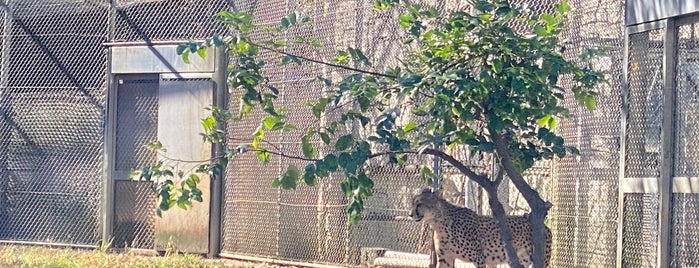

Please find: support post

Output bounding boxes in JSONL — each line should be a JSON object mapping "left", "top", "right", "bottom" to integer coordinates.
{"left": 616, "top": 25, "right": 631, "bottom": 268}
{"left": 101, "top": 0, "right": 118, "bottom": 247}
{"left": 208, "top": 45, "right": 227, "bottom": 258}
{"left": 658, "top": 18, "right": 677, "bottom": 268}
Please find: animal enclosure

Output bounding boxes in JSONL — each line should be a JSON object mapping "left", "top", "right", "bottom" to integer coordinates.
{"left": 0, "top": 0, "right": 696, "bottom": 267}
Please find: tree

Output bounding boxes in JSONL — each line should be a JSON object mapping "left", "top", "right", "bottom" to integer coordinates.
{"left": 132, "top": 0, "right": 605, "bottom": 267}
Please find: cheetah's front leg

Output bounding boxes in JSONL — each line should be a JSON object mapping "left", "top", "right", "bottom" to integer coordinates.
{"left": 435, "top": 254, "right": 454, "bottom": 268}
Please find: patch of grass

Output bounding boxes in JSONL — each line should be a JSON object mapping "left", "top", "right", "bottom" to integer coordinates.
{"left": 0, "top": 245, "right": 254, "bottom": 268}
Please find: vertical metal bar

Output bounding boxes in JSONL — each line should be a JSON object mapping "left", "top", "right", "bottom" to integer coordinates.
{"left": 207, "top": 45, "right": 227, "bottom": 258}
{"left": 616, "top": 25, "right": 631, "bottom": 268}
{"left": 429, "top": 149, "right": 442, "bottom": 268}
{"left": 0, "top": 0, "right": 12, "bottom": 234}
{"left": 101, "top": 0, "right": 117, "bottom": 247}
{"left": 658, "top": 18, "right": 677, "bottom": 268}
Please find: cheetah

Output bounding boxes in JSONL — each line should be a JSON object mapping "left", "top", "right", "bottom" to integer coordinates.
{"left": 409, "top": 188, "right": 551, "bottom": 268}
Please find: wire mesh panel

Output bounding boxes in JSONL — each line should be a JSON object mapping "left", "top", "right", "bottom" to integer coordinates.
{"left": 220, "top": 0, "right": 431, "bottom": 266}
{"left": 549, "top": 0, "right": 624, "bottom": 267}
{"left": 626, "top": 30, "right": 664, "bottom": 179}
{"left": 349, "top": 166, "right": 429, "bottom": 264}
{"left": 670, "top": 194, "right": 699, "bottom": 267}
{"left": 0, "top": 0, "right": 108, "bottom": 245}
{"left": 674, "top": 23, "right": 699, "bottom": 177}
{"left": 113, "top": 181, "right": 155, "bottom": 249}
{"left": 671, "top": 22, "right": 699, "bottom": 268}
{"left": 113, "top": 0, "right": 228, "bottom": 42}
{"left": 622, "top": 193, "right": 659, "bottom": 267}
{"left": 114, "top": 77, "right": 158, "bottom": 174}
{"left": 111, "top": 77, "right": 159, "bottom": 249}
{"left": 220, "top": 0, "right": 284, "bottom": 260}
{"left": 614, "top": 27, "right": 664, "bottom": 268}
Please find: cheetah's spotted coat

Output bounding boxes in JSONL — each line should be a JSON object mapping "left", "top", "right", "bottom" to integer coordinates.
{"left": 409, "top": 189, "right": 551, "bottom": 268}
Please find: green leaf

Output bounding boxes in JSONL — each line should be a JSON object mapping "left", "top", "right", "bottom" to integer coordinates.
{"left": 263, "top": 115, "right": 286, "bottom": 131}
{"left": 548, "top": 117, "right": 558, "bottom": 130}
{"left": 403, "top": 122, "right": 418, "bottom": 132}
{"left": 316, "top": 76, "right": 332, "bottom": 86}
{"left": 288, "top": 12, "right": 297, "bottom": 25}
{"left": 280, "top": 55, "right": 302, "bottom": 65}
{"left": 181, "top": 50, "right": 191, "bottom": 64}
{"left": 303, "top": 164, "right": 317, "bottom": 186}
{"left": 197, "top": 46, "right": 207, "bottom": 59}
{"left": 373, "top": 0, "right": 399, "bottom": 10}
{"left": 419, "top": 166, "right": 435, "bottom": 185}
{"left": 302, "top": 131, "right": 317, "bottom": 158}
{"left": 541, "top": 13, "right": 556, "bottom": 26}
{"left": 557, "top": 1, "right": 571, "bottom": 14}
{"left": 324, "top": 154, "right": 339, "bottom": 172}
{"left": 537, "top": 115, "right": 551, "bottom": 127}
{"left": 281, "top": 17, "right": 291, "bottom": 28}
{"left": 357, "top": 172, "right": 374, "bottom": 189}
{"left": 399, "top": 13, "right": 415, "bottom": 28}
{"left": 278, "top": 165, "right": 300, "bottom": 189}
{"left": 312, "top": 98, "right": 328, "bottom": 119}
{"left": 319, "top": 132, "right": 331, "bottom": 145}
{"left": 272, "top": 177, "right": 281, "bottom": 188}
{"left": 335, "top": 135, "right": 354, "bottom": 151}
{"left": 257, "top": 150, "right": 271, "bottom": 163}
{"left": 399, "top": 74, "right": 423, "bottom": 87}
{"left": 585, "top": 96, "right": 597, "bottom": 111}
{"left": 492, "top": 59, "right": 503, "bottom": 73}
{"left": 185, "top": 175, "right": 197, "bottom": 188}
{"left": 145, "top": 141, "right": 164, "bottom": 152}
{"left": 176, "top": 44, "right": 187, "bottom": 55}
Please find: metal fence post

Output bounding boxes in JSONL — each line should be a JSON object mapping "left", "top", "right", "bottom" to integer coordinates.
{"left": 658, "top": 18, "right": 677, "bottom": 268}
{"left": 429, "top": 148, "right": 443, "bottom": 268}
{"left": 208, "top": 45, "right": 227, "bottom": 258}
{"left": 0, "top": 1, "right": 9, "bottom": 237}
{"left": 616, "top": 25, "right": 631, "bottom": 268}
{"left": 101, "top": 0, "right": 117, "bottom": 247}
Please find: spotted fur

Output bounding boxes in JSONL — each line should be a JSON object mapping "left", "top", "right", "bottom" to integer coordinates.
{"left": 409, "top": 189, "right": 551, "bottom": 268}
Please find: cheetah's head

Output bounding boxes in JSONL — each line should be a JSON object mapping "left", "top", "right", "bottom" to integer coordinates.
{"left": 409, "top": 188, "right": 439, "bottom": 222}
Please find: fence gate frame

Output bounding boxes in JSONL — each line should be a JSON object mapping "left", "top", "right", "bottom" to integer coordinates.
{"left": 102, "top": 42, "right": 227, "bottom": 257}
{"left": 619, "top": 10, "right": 699, "bottom": 268}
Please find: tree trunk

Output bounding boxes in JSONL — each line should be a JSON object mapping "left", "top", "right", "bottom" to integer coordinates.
{"left": 528, "top": 202, "right": 550, "bottom": 268}
{"left": 490, "top": 131, "right": 550, "bottom": 268}
{"left": 484, "top": 184, "right": 524, "bottom": 268}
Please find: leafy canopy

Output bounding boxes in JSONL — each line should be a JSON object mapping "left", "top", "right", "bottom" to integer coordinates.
{"left": 135, "top": 0, "right": 605, "bottom": 223}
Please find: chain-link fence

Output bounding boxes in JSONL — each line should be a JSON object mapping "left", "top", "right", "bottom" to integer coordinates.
{"left": 548, "top": 0, "right": 625, "bottom": 267}
{"left": 2, "top": 0, "right": 698, "bottom": 267}
{"left": 671, "top": 21, "right": 699, "bottom": 268}
{"left": 0, "top": 0, "right": 108, "bottom": 246}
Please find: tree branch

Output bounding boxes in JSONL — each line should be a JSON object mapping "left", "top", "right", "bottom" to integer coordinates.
{"left": 253, "top": 42, "right": 398, "bottom": 79}
{"left": 489, "top": 130, "right": 545, "bottom": 207}
{"left": 421, "top": 148, "right": 493, "bottom": 189}
{"left": 253, "top": 148, "right": 319, "bottom": 162}
{"left": 366, "top": 149, "right": 493, "bottom": 189}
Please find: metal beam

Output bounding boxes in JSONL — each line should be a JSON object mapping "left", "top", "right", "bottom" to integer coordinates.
{"left": 672, "top": 177, "right": 699, "bottom": 193}
{"left": 620, "top": 177, "right": 660, "bottom": 193}
{"left": 627, "top": 20, "right": 667, "bottom": 35}
{"left": 658, "top": 17, "right": 677, "bottom": 268}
